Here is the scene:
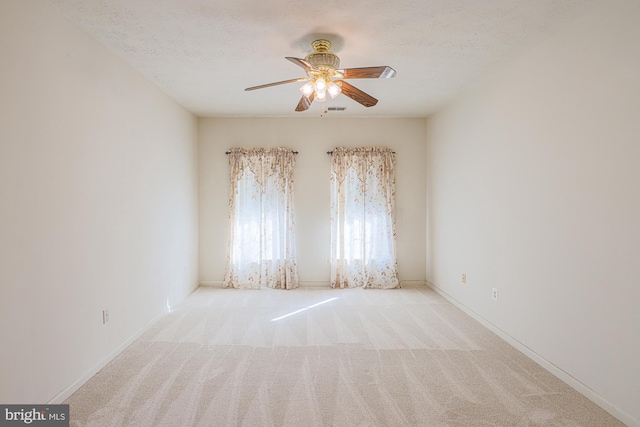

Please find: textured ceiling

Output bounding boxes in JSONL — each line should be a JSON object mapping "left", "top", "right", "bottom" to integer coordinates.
{"left": 48, "top": 0, "right": 600, "bottom": 118}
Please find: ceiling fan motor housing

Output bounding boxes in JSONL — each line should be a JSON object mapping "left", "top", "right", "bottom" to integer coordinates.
{"left": 305, "top": 40, "right": 340, "bottom": 70}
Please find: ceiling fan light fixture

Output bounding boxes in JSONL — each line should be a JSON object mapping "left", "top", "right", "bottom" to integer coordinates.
{"left": 315, "top": 78, "right": 327, "bottom": 92}
{"left": 327, "top": 81, "right": 342, "bottom": 99}
{"left": 245, "top": 39, "right": 395, "bottom": 111}
{"left": 316, "top": 90, "right": 327, "bottom": 102}
{"left": 300, "top": 81, "right": 314, "bottom": 97}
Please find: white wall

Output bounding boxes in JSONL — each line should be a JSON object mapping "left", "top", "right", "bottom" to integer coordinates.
{"left": 426, "top": 0, "right": 640, "bottom": 424}
{"left": 0, "top": 1, "right": 198, "bottom": 403}
{"left": 199, "top": 118, "right": 426, "bottom": 285}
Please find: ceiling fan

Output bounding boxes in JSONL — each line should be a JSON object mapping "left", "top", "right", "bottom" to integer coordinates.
{"left": 245, "top": 39, "right": 396, "bottom": 112}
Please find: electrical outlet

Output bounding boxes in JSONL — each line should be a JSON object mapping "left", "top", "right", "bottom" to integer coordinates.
{"left": 461, "top": 274, "right": 467, "bottom": 284}
{"left": 491, "top": 288, "right": 498, "bottom": 301}
{"left": 102, "top": 309, "right": 109, "bottom": 324}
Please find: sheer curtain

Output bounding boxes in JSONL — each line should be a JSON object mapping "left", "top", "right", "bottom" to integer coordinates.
{"left": 330, "top": 147, "right": 399, "bottom": 289}
{"left": 224, "top": 147, "right": 299, "bottom": 289}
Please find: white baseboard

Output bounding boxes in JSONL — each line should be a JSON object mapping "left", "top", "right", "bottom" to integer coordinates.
{"left": 47, "top": 309, "right": 168, "bottom": 404}
{"left": 425, "top": 281, "right": 638, "bottom": 427}
{"left": 199, "top": 281, "right": 330, "bottom": 289}
{"left": 299, "top": 281, "right": 330, "bottom": 288}
{"left": 399, "top": 280, "right": 427, "bottom": 288}
{"left": 298, "top": 280, "right": 428, "bottom": 288}
{"left": 47, "top": 279, "right": 200, "bottom": 403}
{"left": 199, "top": 281, "right": 223, "bottom": 288}
{"left": 199, "top": 280, "right": 428, "bottom": 289}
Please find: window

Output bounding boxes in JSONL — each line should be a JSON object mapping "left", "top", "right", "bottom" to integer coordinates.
{"left": 224, "top": 148, "right": 299, "bottom": 289}
{"left": 329, "top": 147, "right": 399, "bottom": 289}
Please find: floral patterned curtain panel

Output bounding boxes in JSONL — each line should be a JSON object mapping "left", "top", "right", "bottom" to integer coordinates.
{"left": 330, "top": 147, "right": 399, "bottom": 289}
{"left": 224, "top": 147, "right": 299, "bottom": 289}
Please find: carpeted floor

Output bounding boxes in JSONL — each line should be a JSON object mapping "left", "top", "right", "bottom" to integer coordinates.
{"left": 66, "top": 284, "right": 624, "bottom": 426}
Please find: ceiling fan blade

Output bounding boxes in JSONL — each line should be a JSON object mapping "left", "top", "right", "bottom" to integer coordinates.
{"left": 295, "top": 93, "right": 315, "bottom": 112}
{"left": 340, "top": 81, "right": 378, "bottom": 107}
{"left": 340, "top": 66, "right": 396, "bottom": 79}
{"left": 245, "top": 78, "right": 306, "bottom": 91}
{"left": 286, "top": 57, "right": 314, "bottom": 71}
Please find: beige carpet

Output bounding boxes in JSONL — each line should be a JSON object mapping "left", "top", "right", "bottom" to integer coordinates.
{"left": 66, "top": 284, "right": 624, "bottom": 426}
